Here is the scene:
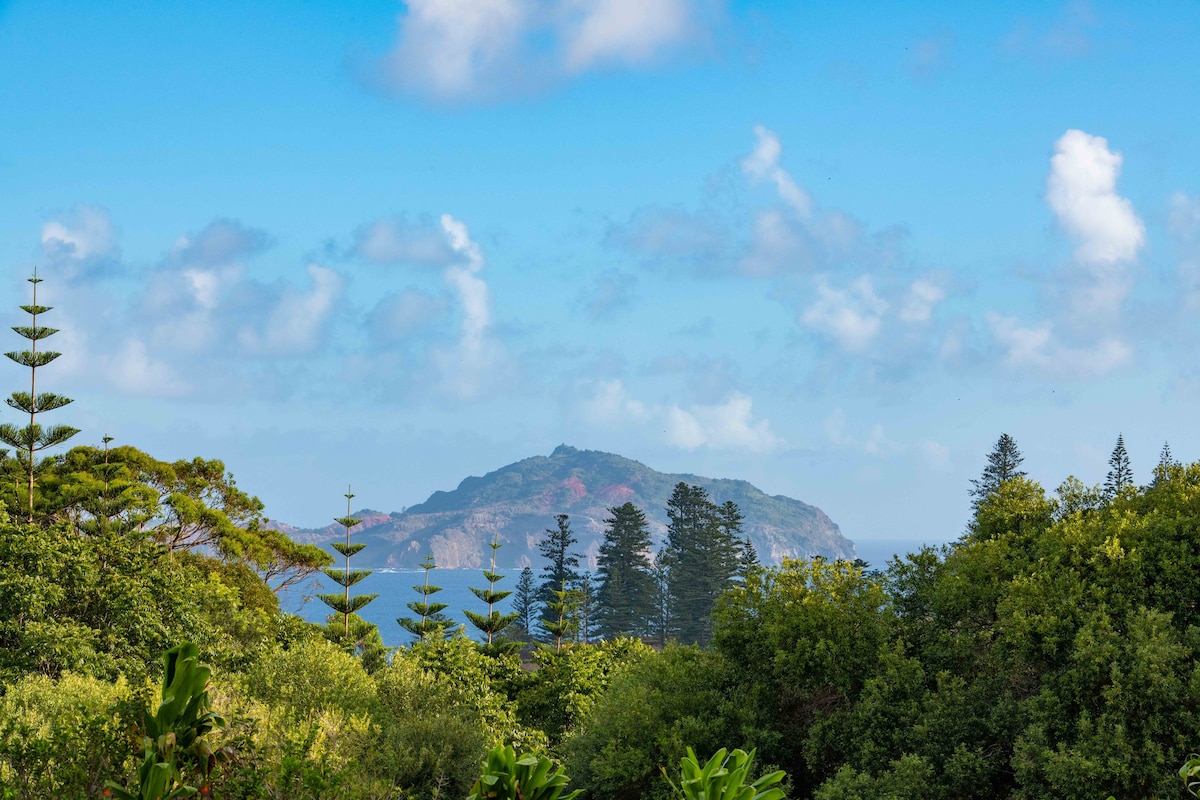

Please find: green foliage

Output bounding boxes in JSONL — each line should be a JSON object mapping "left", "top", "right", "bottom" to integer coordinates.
{"left": 465, "top": 538, "right": 520, "bottom": 649}
{"left": 662, "top": 483, "right": 742, "bottom": 645}
{"left": 564, "top": 645, "right": 748, "bottom": 800}
{"left": 467, "top": 745, "right": 582, "bottom": 800}
{"left": 0, "top": 270, "right": 78, "bottom": 522}
{"left": 663, "top": 748, "right": 785, "bottom": 800}
{"left": 0, "top": 671, "right": 136, "bottom": 798}
{"left": 538, "top": 514, "right": 581, "bottom": 635}
{"left": 516, "top": 637, "right": 652, "bottom": 747}
{"left": 399, "top": 553, "right": 451, "bottom": 640}
{"left": 106, "top": 642, "right": 228, "bottom": 799}
{"left": 595, "top": 502, "right": 656, "bottom": 639}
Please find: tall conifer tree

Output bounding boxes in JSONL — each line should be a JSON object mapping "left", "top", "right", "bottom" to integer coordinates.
{"left": 969, "top": 433, "right": 1026, "bottom": 512}
{"left": 398, "top": 553, "right": 450, "bottom": 640}
{"left": 0, "top": 269, "right": 79, "bottom": 522}
{"left": 317, "top": 486, "right": 379, "bottom": 636}
{"left": 464, "top": 538, "right": 519, "bottom": 650}
{"left": 662, "top": 483, "right": 740, "bottom": 645}
{"left": 1104, "top": 434, "right": 1133, "bottom": 497}
{"left": 595, "top": 502, "right": 656, "bottom": 639}
{"left": 542, "top": 579, "right": 579, "bottom": 652}
{"left": 537, "top": 513, "right": 581, "bottom": 633}
{"left": 506, "top": 566, "right": 538, "bottom": 642}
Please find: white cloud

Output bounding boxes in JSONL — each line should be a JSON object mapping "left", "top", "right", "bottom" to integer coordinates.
{"left": 168, "top": 218, "right": 270, "bottom": 268}
{"left": 561, "top": 0, "right": 692, "bottom": 71}
{"left": 368, "top": 288, "right": 448, "bottom": 343}
{"left": 354, "top": 216, "right": 457, "bottom": 266}
{"left": 899, "top": 279, "right": 945, "bottom": 323}
{"left": 987, "top": 312, "right": 1131, "bottom": 378}
{"left": 378, "top": 0, "right": 705, "bottom": 100}
{"left": 1047, "top": 129, "right": 1143, "bottom": 267}
{"left": 429, "top": 214, "right": 510, "bottom": 399}
{"left": 664, "top": 392, "right": 779, "bottom": 452}
{"left": 40, "top": 205, "right": 120, "bottom": 278}
{"left": 238, "top": 265, "right": 343, "bottom": 356}
{"left": 741, "top": 125, "right": 812, "bottom": 219}
{"left": 383, "top": 0, "right": 530, "bottom": 98}
{"left": 578, "top": 378, "right": 651, "bottom": 426}
{"left": 801, "top": 275, "right": 887, "bottom": 351}
{"left": 105, "top": 338, "right": 191, "bottom": 397}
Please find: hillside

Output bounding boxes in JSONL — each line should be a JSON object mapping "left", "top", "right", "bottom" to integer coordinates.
{"left": 273, "top": 445, "right": 854, "bottom": 569}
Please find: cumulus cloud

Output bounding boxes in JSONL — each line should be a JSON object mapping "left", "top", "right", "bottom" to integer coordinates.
{"left": 1046, "top": 129, "right": 1144, "bottom": 268}
{"left": 168, "top": 218, "right": 271, "bottom": 269}
{"left": 664, "top": 393, "right": 778, "bottom": 452}
{"left": 577, "top": 378, "right": 651, "bottom": 427}
{"left": 605, "top": 206, "right": 729, "bottom": 273}
{"left": 571, "top": 380, "right": 777, "bottom": 452}
{"left": 987, "top": 312, "right": 1131, "bottom": 378}
{"left": 801, "top": 275, "right": 888, "bottom": 352}
{"left": 430, "top": 214, "right": 509, "bottom": 399}
{"left": 40, "top": 205, "right": 120, "bottom": 278}
{"left": 899, "top": 279, "right": 945, "bottom": 323}
{"left": 741, "top": 125, "right": 812, "bottom": 218}
{"left": 238, "top": 265, "right": 343, "bottom": 356}
{"left": 984, "top": 129, "right": 1142, "bottom": 379}
{"left": 376, "top": 0, "right": 707, "bottom": 100}
{"left": 353, "top": 215, "right": 458, "bottom": 266}
{"left": 561, "top": 0, "right": 693, "bottom": 72}
{"left": 368, "top": 288, "right": 449, "bottom": 343}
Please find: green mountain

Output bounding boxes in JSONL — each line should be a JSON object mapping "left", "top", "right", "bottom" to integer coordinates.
{"left": 276, "top": 445, "right": 853, "bottom": 569}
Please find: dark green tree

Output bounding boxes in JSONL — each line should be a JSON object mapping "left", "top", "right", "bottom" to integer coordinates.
{"left": 1152, "top": 441, "right": 1179, "bottom": 487}
{"left": 969, "top": 433, "right": 1026, "bottom": 512}
{"left": 662, "top": 483, "right": 740, "bottom": 645}
{"left": 506, "top": 566, "right": 538, "bottom": 642}
{"left": 594, "top": 502, "right": 656, "bottom": 639}
{"left": 399, "top": 552, "right": 450, "bottom": 640}
{"left": 538, "top": 514, "right": 581, "bottom": 634}
{"left": 1104, "top": 434, "right": 1133, "bottom": 497}
{"left": 738, "top": 536, "right": 760, "bottom": 581}
{"left": 464, "top": 538, "right": 519, "bottom": 650}
{"left": 0, "top": 269, "right": 79, "bottom": 522}
{"left": 319, "top": 482, "right": 379, "bottom": 638}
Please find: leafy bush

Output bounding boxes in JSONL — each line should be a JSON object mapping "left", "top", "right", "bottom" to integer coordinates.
{"left": 0, "top": 671, "right": 136, "bottom": 798}
{"left": 467, "top": 745, "right": 582, "bottom": 800}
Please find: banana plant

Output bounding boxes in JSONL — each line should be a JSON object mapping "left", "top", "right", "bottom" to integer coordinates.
{"left": 467, "top": 744, "right": 583, "bottom": 800}
{"left": 663, "top": 747, "right": 786, "bottom": 800}
{"left": 106, "top": 642, "right": 227, "bottom": 800}
{"left": 105, "top": 739, "right": 197, "bottom": 800}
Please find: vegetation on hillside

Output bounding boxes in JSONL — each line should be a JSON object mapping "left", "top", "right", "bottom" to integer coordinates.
{"left": 2, "top": 282, "right": 1199, "bottom": 798}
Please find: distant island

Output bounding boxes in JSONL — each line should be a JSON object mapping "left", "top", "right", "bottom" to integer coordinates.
{"left": 269, "top": 444, "right": 854, "bottom": 568}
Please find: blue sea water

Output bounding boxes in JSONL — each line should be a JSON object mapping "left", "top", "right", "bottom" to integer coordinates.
{"left": 282, "top": 568, "right": 519, "bottom": 648}
{"left": 280, "top": 538, "right": 938, "bottom": 649}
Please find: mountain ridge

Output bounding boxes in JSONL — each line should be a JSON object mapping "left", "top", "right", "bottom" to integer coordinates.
{"left": 270, "top": 445, "right": 854, "bottom": 569}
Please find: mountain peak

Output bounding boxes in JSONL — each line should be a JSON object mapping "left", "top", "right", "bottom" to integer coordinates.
{"left": 281, "top": 447, "right": 854, "bottom": 570}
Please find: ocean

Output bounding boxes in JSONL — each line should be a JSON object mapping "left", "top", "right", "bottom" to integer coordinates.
{"left": 281, "top": 538, "right": 939, "bottom": 649}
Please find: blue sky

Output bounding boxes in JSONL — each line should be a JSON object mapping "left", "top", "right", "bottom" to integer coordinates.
{"left": 2, "top": 0, "right": 1199, "bottom": 550}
